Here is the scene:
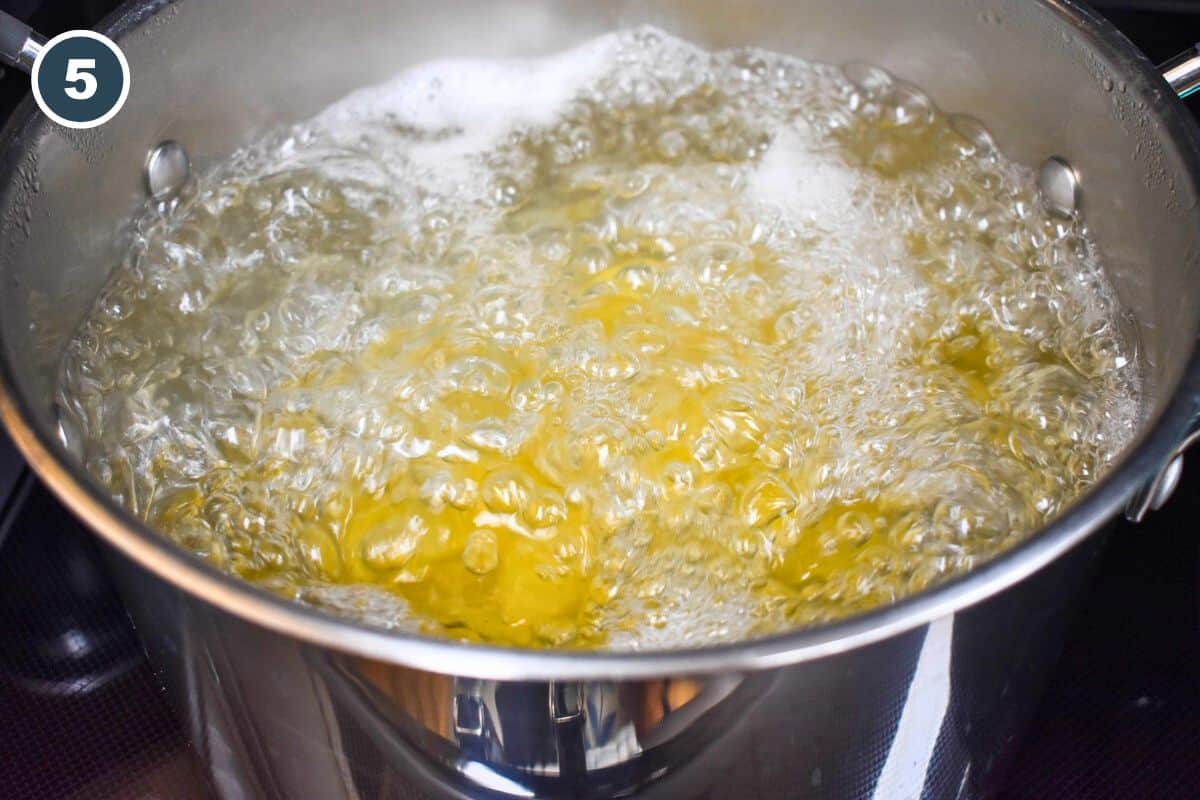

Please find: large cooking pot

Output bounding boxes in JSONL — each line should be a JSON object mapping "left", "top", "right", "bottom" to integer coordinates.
{"left": 1, "top": 1, "right": 1198, "bottom": 797}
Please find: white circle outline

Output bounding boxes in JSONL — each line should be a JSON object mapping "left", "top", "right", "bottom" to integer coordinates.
{"left": 31, "top": 29, "right": 131, "bottom": 130}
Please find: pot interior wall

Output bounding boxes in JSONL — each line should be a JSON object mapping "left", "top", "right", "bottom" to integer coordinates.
{"left": 1, "top": 0, "right": 1197, "bottom": 456}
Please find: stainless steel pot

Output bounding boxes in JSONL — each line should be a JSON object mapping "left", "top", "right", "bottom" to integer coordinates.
{"left": 1, "top": 1, "right": 1198, "bottom": 798}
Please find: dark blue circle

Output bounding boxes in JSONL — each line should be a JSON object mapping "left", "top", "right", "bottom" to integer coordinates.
{"left": 35, "top": 34, "right": 126, "bottom": 125}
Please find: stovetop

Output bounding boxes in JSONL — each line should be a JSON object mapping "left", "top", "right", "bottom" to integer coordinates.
{"left": 0, "top": 3, "right": 1197, "bottom": 799}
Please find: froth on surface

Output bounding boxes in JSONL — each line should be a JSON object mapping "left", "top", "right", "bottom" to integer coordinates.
{"left": 748, "top": 119, "right": 862, "bottom": 225}
{"left": 311, "top": 34, "right": 622, "bottom": 195}
{"left": 57, "top": 27, "right": 1141, "bottom": 650}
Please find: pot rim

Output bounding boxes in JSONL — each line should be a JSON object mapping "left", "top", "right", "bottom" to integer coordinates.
{"left": 1, "top": 0, "right": 1197, "bottom": 681}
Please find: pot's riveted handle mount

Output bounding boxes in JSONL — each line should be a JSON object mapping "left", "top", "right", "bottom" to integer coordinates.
{"left": 1127, "top": 423, "right": 1200, "bottom": 523}
{"left": 0, "top": 10, "right": 45, "bottom": 74}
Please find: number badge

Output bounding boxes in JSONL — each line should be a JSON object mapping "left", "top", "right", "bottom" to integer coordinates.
{"left": 31, "top": 30, "right": 130, "bottom": 130}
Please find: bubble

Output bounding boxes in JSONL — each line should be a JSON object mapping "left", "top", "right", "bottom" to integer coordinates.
{"left": 297, "top": 524, "right": 342, "bottom": 579}
{"left": 359, "top": 508, "right": 428, "bottom": 570}
{"left": 616, "top": 263, "right": 657, "bottom": 292}
{"left": 481, "top": 468, "right": 533, "bottom": 513}
{"left": 662, "top": 461, "right": 694, "bottom": 493}
{"left": 463, "top": 529, "right": 500, "bottom": 574}
{"left": 523, "top": 489, "right": 568, "bottom": 527}
{"left": 741, "top": 476, "right": 795, "bottom": 527}
{"left": 656, "top": 129, "right": 689, "bottom": 160}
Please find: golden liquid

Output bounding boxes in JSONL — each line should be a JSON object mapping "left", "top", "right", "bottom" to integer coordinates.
{"left": 59, "top": 30, "right": 1139, "bottom": 649}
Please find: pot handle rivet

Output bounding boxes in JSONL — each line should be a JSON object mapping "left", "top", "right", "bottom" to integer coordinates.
{"left": 145, "top": 140, "right": 190, "bottom": 201}
{"left": 1037, "top": 157, "right": 1079, "bottom": 218}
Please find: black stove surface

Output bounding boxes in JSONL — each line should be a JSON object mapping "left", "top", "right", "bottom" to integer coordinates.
{"left": 0, "top": 3, "right": 1197, "bottom": 798}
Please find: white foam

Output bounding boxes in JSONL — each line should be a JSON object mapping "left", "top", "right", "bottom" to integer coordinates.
{"left": 747, "top": 119, "right": 862, "bottom": 226}
{"left": 314, "top": 34, "right": 621, "bottom": 186}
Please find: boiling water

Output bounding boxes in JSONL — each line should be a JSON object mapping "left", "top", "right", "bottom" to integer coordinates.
{"left": 57, "top": 29, "right": 1141, "bottom": 649}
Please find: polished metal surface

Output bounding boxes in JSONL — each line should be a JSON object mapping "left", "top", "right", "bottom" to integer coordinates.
{"left": 0, "top": 10, "right": 45, "bottom": 73}
{"left": 17, "top": 35, "right": 43, "bottom": 73}
{"left": 1036, "top": 156, "right": 1080, "bottom": 218}
{"left": 1162, "top": 43, "right": 1200, "bottom": 99}
{"left": 112, "top": 531, "right": 1105, "bottom": 799}
{"left": 0, "top": 0, "right": 1198, "bottom": 797}
{"left": 1127, "top": 423, "right": 1200, "bottom": 522}
{"left": 144, "top": 139, "right": 190, "bottom": 200}
{"left": 1151, "top": 456, "right": 1185, "bottom": 511}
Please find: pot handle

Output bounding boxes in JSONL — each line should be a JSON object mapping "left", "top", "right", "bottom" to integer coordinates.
{"left": 1162, "top": 43, "right": 1200, "bottom": 99}
{"left": 0, "top": 10, "right": 45, "bottom": 74}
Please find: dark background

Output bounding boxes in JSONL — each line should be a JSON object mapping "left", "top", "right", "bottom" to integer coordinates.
{"left": 0, "top": 1, "right": 1196, "bottom": 798}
